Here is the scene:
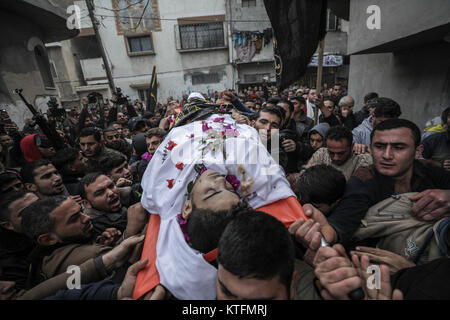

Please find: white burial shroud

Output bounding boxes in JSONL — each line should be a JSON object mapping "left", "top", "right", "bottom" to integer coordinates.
{"left": 140, "top": 113, "right": 294, "bottom": 300}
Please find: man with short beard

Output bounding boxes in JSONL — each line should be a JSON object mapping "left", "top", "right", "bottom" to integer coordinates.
{"left": 78, "top": 127, "right": 124, "bottom": 169}
{"left": 92, "top": 154, "right": 142, "bottom": 206}
{"left": 180, "top": 170, "right": 243, "bottom": 254}
{"left": 103, "top": 126, "right": 132, "bottom": 160}
{"left": 51, "top": 147, "right": 88, "bottom": 196}
{"left": 20, "top": 196, "right": 107, "bottom": 286}
{"left": 80, "top": 173, "right": 147, "bottom": 241}
{"left": 20, "top": 195, "right": 144, "bottom": 288}
{"left": 21, "top": 160, "right": 68, "bottom": 199}
{"left": 323, "top": 119, "right": 450, "bottom": 246}
{"left": 0, "top": 191, "right": 39, "bottom": 289}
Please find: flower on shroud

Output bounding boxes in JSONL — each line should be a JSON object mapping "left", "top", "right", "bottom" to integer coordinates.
{"left": 141, "top": 152, "right": 153, "bottom": 162}
{"left": 202, "top": 122, "right": 212, "bottom": 132}
{"left": 167, "top": 179, "right": 175, "bottom": 189}
{"left": 190, "top": 134, "right": 195, "bottom": 139}
{"left": 199, "top": 167, "right": 207, "bottom": 175}
{"left": 226, "top": 175, "right": 241, "bottom": 191}
{"left": 224, "top": 125, "right": 240, "bottom": 138}
{"left": 167, "top": 141, "right": 177, "bottom": 151}
{"left": 214, "top": 117, "right": 225, "bottom": 123}
{"left": 177, "top": 214, "right": 190, "bottom": 244}
{"left": 176, "top": 162, "right": 184, "bottom": 170}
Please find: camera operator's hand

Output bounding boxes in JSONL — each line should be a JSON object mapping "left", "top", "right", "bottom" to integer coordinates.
{"left": 116, "top": 178, "right": 133, "bottom": 187}
{"left": 282, "top": 138, "right": 296, "bottom": 152}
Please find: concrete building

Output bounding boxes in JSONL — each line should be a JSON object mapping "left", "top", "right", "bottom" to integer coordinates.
{"left": 52, "top": 0, "right": 235, "bottom": 105}
{"left": 332, "top": 0, "right": 450, "bottom": 129}
{"left": 227, "top": 0, "right": 276, "bottom": 91}
{"left": 298, "top": 8, "right": 350, "bottom": 89}
{"left": 0, "top": 0, "right": 79, "bottom": 129}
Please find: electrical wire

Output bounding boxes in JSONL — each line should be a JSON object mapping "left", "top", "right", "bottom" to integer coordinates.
{"left": 134, "top": 0, "right": 150, "bottom": 29}
{"left": 95, "top": 0, "right": 144, "bottom": 12}
{"left": 92, "top": 13, "right": 271, "bottom": 23}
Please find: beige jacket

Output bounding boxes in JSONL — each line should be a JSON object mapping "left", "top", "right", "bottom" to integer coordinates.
{"left": 353, "top": 192, "right": 449, "bottom": 264}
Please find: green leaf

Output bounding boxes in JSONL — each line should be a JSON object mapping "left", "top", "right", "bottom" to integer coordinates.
{"left": 360, "top": 219, "right": 368, "bottom": 228}
{"left": 187, "top": 181, "right": 194, "bottom": 194}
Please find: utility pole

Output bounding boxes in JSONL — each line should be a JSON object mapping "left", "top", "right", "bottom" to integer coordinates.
{"left": 86, "top": 0, "right": 116, "bottom": 94}
{"left": 314, "top": 39, "right": 324, "bottom": 125}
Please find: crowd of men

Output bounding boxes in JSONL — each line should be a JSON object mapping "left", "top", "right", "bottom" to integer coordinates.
{"left": 0, "top": 81, "right": 449, "bottom": 300}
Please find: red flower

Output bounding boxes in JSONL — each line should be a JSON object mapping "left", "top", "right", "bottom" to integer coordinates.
{"left": 167, "top": 141, "right": 177, "bottom": 151}
{"left": 167, "top": 179, "right": 175, "bottom": 189}
{"left": 176, "top": 162, "right": 184, "bottom": 170}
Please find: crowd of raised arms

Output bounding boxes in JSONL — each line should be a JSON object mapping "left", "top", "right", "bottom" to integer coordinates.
{"left": 0, "top": 81, "right": 449, "bottom": 300}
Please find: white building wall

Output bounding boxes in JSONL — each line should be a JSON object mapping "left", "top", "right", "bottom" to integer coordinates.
{"left": 87, "top": 0, "right": 233, "bottom": 103}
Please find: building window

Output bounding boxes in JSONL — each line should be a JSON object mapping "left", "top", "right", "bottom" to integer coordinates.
{"left": 124, "top": 33, "right": 154, "bottom": 56}
{"left": 179, "top": 22, "right": 224, "bottom": 50}
{"left": 327, "top": 10, "right": 338, "bottom": 31}
{"left": 138, "top": 89, "right": 150, "bottom": 102}
{"left": 191, "top": 72, "right": 221, "bottom": 85}
{"left": 243, "top": 73, "right": 270, "bottom": 83}
{"left": 242, "top": 0, "right": 256, "bottom": 7}
{"left": 34, "top": 46, "right": 55, "bottom": 88}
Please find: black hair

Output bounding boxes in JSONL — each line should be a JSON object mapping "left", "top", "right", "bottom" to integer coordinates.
{"left": 372, "top": 97, "right": 402, "bottom": 118}
{"left": 274, "top": 106, "right": 286, "bottom": 123}
{"left": 79, "top": 127, "right": 102, "bottom": 142}
{"left": 0, "top": 171, "right": 22, "bottom": 190}
{"left": 217, "top": 211, "right": 295, "bottom": 295}
{"left": 21, "top": 195, "right": 67, "bottom": 241}
{"left": 296, "top": 165, "right": 346, "bottom": 206}
{"left": 187, "top": 202, "right": 249, "bottom": 254}
{"left": 103, "top": 125, "right": 118, "bottom": 134}
{"left": 325, "top": 125, "right": 353, "bottom": 146}
{"left": 255, "top": 106, "right": 283, "bottom": 125}
{"left": 323, "top": 98, "right": 335, "bottom": 105}
{"left": 144, "top": 127, "right": 166, "bottom": 140}
{"left": 290, "top": 96, "right": 306, "bottom": 106}
{"left": 371, "top": 118, "right": 421, "bottom": 148}
{"left": 79, "top": 172, "right": 107, "bottom": 199}
{"left": 277, "top": 98, "right": 294, "bottom": 114}
{"left": 134, "top": 120, "right": 148, "bottom": 132}
{"left": 90, "top": 154, "right": 127, "bottom": 176}
{"left": 51, "top": 147, "right": 80, "bottom": 176}
{"left": 21, "top": 159, "right": 52, "bottom": 183}
{"left": 364, "top": 92, "right": 379, "bottom": 103}
{"left": 266, "top": 97, "right": 281, "bottom": 106}
{"left": 441, "top": 107, "right": 450, "bottom": 125}
{"left": 0, "top": 190, "right": 35, "bottom": 222}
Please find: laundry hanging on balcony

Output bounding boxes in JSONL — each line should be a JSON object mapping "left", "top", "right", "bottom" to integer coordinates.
{"left": 233, "top": 28, "right": 273, "bottom": 62}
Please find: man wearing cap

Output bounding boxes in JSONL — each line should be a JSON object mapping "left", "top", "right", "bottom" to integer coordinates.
{"left": 20, "top": 134, "right": 56, "bottom": 162}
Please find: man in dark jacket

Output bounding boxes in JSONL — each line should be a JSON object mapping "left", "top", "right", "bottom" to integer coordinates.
{"left": 0, "top": 191, "right": 39, "bottom": 289}
{"left": 52, "top": 147, "right": 88, "bottom": 196}
{"left": 103, "top": 125, "right": 133, "bottom": 160}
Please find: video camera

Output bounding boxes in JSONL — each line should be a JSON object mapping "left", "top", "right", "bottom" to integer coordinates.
{"left": 87, "top": 92, "right": 99, "bottom": 105}
{"left": 112, "top": 87, "right": 129, "bottom": 105}
{"left": 47, "top": 97, "right": 66, "bottom": 119}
